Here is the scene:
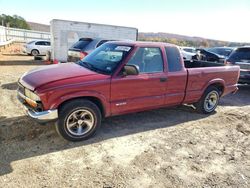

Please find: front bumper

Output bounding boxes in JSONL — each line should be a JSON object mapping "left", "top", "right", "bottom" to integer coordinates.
{"left": 17, "top": 91, "right": 58, "bottom": 123}
{"left": 25, "top": 106, "right": 58, "bottom": 123}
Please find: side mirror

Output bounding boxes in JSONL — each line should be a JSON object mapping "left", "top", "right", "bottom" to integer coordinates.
{"left": 123, "top": 64, "right": 139, "bottom": 76}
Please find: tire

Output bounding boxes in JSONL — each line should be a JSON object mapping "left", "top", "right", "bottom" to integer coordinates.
{"left": 56, "top": 99, "right": 102, "bottom": 142}
{"left": 194, "top": 86, "right": 220, "bottom": 114}
{"left": 31, "top": 49, "right": 39, "bottom": 56}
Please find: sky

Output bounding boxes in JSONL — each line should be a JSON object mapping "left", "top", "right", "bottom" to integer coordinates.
{"left": 0, "top": 0, "right": 250, "bottom": 42}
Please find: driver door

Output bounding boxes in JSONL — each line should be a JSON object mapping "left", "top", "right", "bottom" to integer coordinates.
{"left": 110, "top": 47, "right": 167, "bottom": 115}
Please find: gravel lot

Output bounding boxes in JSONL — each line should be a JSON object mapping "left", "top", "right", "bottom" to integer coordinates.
{"left": 0, "top": 52, "right": 250, "bottom": 188}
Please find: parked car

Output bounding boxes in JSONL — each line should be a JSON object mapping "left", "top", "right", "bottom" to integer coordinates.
{"left": 225, "top": 46, "right": 250, "bottom": 84}
{"left": 51, "top": 19, "right": 138, "bottom": 62}
{"left": 179, "top": 46, "right": 196, "bottom": 60}
{"left": 195, "top": 48, "right": 225, "bottom": 63}
{"left": 180, "top": 46, "right": 196, "bottom": 53}
{"left": 24, "top": 40, "right": 51, "bottom": 56}
{"left": 207, "top": 47, "right": 234, "bottom": 58}
{"left": 17, "top": 41, "right": 239, "bottom": 141}
{"left": 179, "top": 48, "right": 196, "bottom": 60}
{"left": 67, "top": 38, "right": 111, "bottom": 62}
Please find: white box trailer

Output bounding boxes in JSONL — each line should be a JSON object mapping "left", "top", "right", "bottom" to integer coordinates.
{"left": 50, "top": 19, "right": 138, "bottom": 62}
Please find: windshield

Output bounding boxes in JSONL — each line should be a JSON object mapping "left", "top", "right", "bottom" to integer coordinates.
{"left": 71, "top": 39, "right": 92, "bottom": 50}
{"left": 77, "top": 43, "right": 133, "bottom": 75}
{"left": 27, "top": 41, "right": 35, "bottom": 44}
{"left": 208, "top": 48, "right": 233, "bottom": 57}
{"left": 228, "top": 48, "right": 250, "bottom": 62}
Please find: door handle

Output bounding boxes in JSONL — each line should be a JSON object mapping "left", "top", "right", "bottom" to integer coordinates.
{"left": 160, "top": 77, "right": 167, "bottom": 82}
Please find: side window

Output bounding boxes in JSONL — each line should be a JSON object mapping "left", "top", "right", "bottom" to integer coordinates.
{"left": 35, "top": 41, "right": 43, "bottom": 45}
{"left": 36, "top": 41, "right": 48, "bottom": 46}
{"left": 165, "top": 47, "right": 182, "bottom": 72}
{"left": 127, "top": 47, "right": 164, "bottom": 73}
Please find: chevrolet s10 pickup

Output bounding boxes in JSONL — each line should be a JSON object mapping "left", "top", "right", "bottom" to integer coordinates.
{"left": 17, "top": 41, "right": 240, "bottom": 141}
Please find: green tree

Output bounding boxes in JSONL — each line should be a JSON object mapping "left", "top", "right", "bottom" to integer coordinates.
{"left": 0, "top": 14, "right": 30, "bottom": 30}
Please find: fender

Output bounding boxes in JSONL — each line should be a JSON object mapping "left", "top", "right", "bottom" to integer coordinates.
{"left": 49, "top": 90, "right": 111, "bottom": 117}
{"left": 201, "top": 78, "right": 225, "bottom": 95}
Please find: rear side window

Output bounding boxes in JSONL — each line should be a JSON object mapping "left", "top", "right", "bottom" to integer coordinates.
{"left": 165, "top": 47, "right": 182, "bottom": 72}
{"left": 229, "top": 48, "right": 250, "bottom": 61}
{"left": 72, "top": 39, "right": 92, "bottom": 50}
{"left": 96, "top": 40, "right": 109, "bottom": 48}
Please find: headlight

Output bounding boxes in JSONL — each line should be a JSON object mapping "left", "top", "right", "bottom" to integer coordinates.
{"left": 24, "top": 88, "right": 40, "bottom": 101}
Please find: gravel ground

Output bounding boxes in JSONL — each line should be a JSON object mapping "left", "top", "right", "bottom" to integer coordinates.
{"left": 0, "top": 53, "right": 250, "bottom": 188}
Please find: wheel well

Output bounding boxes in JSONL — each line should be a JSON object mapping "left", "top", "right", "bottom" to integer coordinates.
{"left": 31, "top": 49, "right": 39, "bottom": 53}
{"left": 208, "top": 83, "right": 224, "bottom": 96}
{"left": 58, "top": 97, "right": 105, "bottom": 117}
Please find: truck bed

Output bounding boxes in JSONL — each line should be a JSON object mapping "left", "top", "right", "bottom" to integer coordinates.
{"left": 184, "top": 60, "right": 224, "bottom": 68}
{"left": 183, "top": 60, "right": 239, "bottom": 104}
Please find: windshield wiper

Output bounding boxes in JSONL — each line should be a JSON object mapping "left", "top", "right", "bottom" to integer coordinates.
{"left": 79, "top": 61, "right": 108, "bottom": 74}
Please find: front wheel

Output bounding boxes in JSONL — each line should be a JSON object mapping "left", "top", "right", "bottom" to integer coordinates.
{"left": 194, "top": 86, "right": 220, "bottom": 114}
{"left": 56, "top": 99, "right": 102, "bottom": 141}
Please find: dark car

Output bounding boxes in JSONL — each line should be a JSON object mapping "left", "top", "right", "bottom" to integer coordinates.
{"left": 226, "top": 47, "right": 250, "bottom": 84}
{"left": 207, "top": 47, "right": 234, "bottom": 58}
{"left": 67, "top": 38, "right": 111, "bottom": 62}
{"left": 195, "top": 49, "right": 225, "bottom": 63}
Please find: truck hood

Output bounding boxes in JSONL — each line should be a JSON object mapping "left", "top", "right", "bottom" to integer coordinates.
{"left": 19, "top": 63, "right": 99, "bottom": 91}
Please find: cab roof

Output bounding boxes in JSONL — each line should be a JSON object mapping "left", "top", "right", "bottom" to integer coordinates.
{"left": 107, "top": 40, "right": 178, "bottom": 48}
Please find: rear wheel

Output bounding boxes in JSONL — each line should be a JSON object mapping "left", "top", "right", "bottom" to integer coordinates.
{"left": 31, "top": 49, "right": 39, "bottom": 56}
{"left": 56, "top": 99, "right": 102, "bottom": 141}
{"left": 194, "top": 86, "right": 220, "bottom": 114}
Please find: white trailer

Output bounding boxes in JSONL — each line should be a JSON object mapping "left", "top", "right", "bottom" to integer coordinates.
{"left": 50, "top": 19, "right": 138, "bottom": 62}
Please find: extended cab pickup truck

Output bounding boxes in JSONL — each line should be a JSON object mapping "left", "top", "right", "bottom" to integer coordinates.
{"left": 17, "top": 41, "right": 240, "bottom": 141}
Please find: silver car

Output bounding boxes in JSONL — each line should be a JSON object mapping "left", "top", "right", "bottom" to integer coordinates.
{"left": 24, "top": 40, "right": 51, "bottom": 56}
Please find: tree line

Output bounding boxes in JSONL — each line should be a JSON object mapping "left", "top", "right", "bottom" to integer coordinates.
{"left": 139, "top": 37, "right": 249, "bottom": 48}
{"left": 0, "top": 14, "right": 30, "bottom": 30}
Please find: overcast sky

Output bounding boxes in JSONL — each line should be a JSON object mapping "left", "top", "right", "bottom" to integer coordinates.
{"left": 1, "top": 0, "right": 250, "bottom": 42}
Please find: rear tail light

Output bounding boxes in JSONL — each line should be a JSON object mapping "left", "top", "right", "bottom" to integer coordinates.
{"left": 80, "top": 52, "right": 88, "bottom": 60}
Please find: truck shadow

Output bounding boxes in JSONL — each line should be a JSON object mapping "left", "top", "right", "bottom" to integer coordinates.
{"left": 0, "top": 60, "right": 44, "bottom": 66}
{"left": 220, "top": 85, "right": 250, "bottom": 106}
{"left": 1, "top": 53, "right": 28, "bottom": 56}
{"left": 1, "top": 82, "right": 18, "bottom": 90}
{"left": 0, "top": 105, "right": 210, "bottom": 175}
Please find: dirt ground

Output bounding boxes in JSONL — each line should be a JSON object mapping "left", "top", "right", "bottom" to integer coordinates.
{"left": 0, "top": 50, "right": 250, "bottom": 187}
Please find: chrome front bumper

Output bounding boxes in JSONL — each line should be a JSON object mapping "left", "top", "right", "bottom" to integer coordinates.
{"left": 26, "top": 107, "right": 58, "bottom": 123}
{"left": 17, "top": 91, "right": 58, "bottom": 123}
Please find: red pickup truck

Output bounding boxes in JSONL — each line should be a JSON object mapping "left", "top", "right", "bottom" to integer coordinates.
{"left": 18, "top": 41, "right": 240, "bottom": 141}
